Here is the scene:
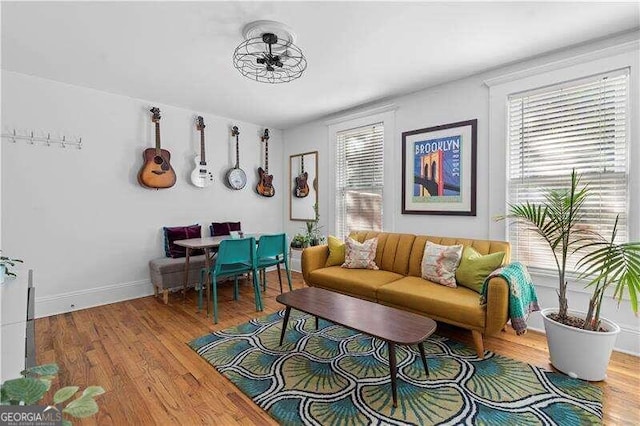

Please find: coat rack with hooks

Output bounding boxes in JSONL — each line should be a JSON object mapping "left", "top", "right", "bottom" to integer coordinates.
{"left": 1, "top": 130, "right": 83, "bottom": 149}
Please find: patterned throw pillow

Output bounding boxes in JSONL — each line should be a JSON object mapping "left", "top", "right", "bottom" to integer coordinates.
{"left": 342, "top": 237, "right": 379, "bottom": 270}
{"left": 421, "top": 241, "right": 464, "bottom": 287}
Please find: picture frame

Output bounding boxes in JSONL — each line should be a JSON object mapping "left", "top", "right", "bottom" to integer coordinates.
{"left": 401, "top": 119, "right": 477, "bottom": 216}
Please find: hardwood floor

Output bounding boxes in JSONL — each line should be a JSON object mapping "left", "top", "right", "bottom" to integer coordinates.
{"left": 36, "top": 271, "right": 639, "bottom": 425}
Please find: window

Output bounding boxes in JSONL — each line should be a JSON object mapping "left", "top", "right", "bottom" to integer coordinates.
{"left": 507, "top": 69, "right": 629, "bottom": 273}
{"left": 335, "top": 123, "right": 384, "bottom": 240}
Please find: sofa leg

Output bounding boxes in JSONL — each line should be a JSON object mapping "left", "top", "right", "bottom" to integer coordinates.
{"left": 471, "top": 330, "right": 484, "bottom": 359}
{"left": 153, "top": 284, "right": 159, "bottom": 298}
{"left": 163, "top": 289, "right": 169, "bottom": 304}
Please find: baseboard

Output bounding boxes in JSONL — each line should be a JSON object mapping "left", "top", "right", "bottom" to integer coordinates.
{"left": 35, "top": 279, "right": 154, "bottom": 318}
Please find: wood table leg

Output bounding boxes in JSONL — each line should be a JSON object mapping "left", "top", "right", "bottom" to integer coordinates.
{"left": 418, "top": 342, "right": 429, "bottom": 377}
{"left": 183, "top": 248, "right": 191, "bottom": 300}
{"left": 315, "top": 315, "right": 319, "bottom": 331}
{"left": 279, "top": 307, "right": 291, "bottom": 346}
{"left": 388, "top": 342, "right": 398, "bottom": 408}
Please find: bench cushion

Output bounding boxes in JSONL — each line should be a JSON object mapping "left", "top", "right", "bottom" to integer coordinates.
{"left": 149, "top": 255, "right": 208, "bottom": 290}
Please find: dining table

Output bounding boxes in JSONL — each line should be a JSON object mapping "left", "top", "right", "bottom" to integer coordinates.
{"left": 174, "top": 234, "right": 262, "bottom": 316}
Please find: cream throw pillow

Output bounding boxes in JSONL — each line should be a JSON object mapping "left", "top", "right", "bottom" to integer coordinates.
{"left": 421, "top": 241, "right": 464, "bottom": 287}
{"left": 341, "top": 237, "right": 379, "bottom": 270}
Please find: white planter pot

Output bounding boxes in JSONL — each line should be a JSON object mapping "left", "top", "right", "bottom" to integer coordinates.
{"left": 541, "top": 307, "right": 620, "bottom": 381}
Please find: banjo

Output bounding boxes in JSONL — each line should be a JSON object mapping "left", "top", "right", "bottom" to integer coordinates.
{"left": 225, "top": 125, "right": 247, "bottom": 190}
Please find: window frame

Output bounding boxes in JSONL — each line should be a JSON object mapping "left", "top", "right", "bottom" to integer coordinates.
{"left": 327, "top": 106, "right": 396, "bottom": 239}
{"left": 487, "top": 46, "right": 639, "bottom": 288}
{"left": 506, "top": 69, "right": 630, "bottom": 275}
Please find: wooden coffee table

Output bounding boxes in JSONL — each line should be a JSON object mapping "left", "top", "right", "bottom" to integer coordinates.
{"left": 276, "top": 287, "right": 437, "bottom": 407}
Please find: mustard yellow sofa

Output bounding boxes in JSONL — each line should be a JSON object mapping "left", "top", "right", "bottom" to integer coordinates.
{"left": 301, "top": 231, "right": 511, "bottom": 358}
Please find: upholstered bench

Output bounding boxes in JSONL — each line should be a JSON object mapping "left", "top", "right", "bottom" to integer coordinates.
{"left": 149, "top": 255, "right": 208, "bottom": 304}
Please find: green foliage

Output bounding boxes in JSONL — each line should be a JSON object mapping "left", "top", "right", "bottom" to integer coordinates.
{"left": 304, "top": 203, "right": 324, "bottom": 246}
{"left": 0, "top": 250, "right": 23, "bottom": 278}
{"left": 502, "top": 170, "right": 640, "bottom": 330}
{"left": 0, "top": 363, "right": 103, "bottom": 425}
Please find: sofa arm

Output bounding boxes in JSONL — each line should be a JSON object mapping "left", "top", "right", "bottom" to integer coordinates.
{"left": 301, "top": 245, "right": 329, "bottom": 284}
{"left": 483, "top": 276, "right": 510, "bottom": 336}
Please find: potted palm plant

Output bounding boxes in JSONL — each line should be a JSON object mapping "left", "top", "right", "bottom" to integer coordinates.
{"left": 503, "top": 170, "right": 640, "bottom": 381}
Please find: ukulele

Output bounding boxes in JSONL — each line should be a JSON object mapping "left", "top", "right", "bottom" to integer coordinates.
{"left": 190, "top": 116, "right": 214, "bottom": 187}
{"left": 256, "top": 129, "right": 275, "bottom": 197}
{"left": 294, "top": 154, "right": 309, "bottom": 198}
{"left": 225, "top": 126, "right": 247, "bottom": 190}
{"left": 138, "top": 107, "right": 177, "bottom": 189}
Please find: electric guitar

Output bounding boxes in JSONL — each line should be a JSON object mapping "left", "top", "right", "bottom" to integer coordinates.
{"left": 294, "top": 154, "right": 309, "bottom": 198}
{"left": 138, "top": 107, "right": 177, "bottom": 189}
{"left": 190, "top": 116, "right": 214, "bottom": 187}
{"left": 256, "top": 129, "right": 275, "bottom": 197}
{"left": 225, "top": 126, "right": 247, "bottom": 190}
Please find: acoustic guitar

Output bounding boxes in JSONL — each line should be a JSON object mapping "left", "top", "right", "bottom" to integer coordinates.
{"left": 294, "top": 154, "right": 309, "bottom": 198}
{"left": 256, "top": 129, "right": 275, "bottom": 197}
{"left": 138, "top": 107, "right": 176, "bottom": 189}
{"left": 190, "top": 116, "right": 214, "bottom": 187}
{"left": 225, "top": 126, "right": 247, "bottom": 190}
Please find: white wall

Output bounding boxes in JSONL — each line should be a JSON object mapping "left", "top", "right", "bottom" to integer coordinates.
{"left": 1, "top": 71, "right": 285, "bottom": 317}
{"left": 282, "top": 33, "right": 640, "bottom": 354}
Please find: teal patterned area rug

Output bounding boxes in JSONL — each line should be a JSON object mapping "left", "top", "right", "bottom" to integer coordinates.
{"left": 189, "top": 311, "right": 603, "bottom": 425}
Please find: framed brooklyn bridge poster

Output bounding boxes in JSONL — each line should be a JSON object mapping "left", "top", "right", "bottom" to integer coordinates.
{"left": 401, "top": 119, "right": 477, "bottom": 215}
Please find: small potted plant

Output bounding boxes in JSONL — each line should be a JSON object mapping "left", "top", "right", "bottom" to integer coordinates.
{"left": 290, "top": 234, "right": 307, "bottom": 249}
{"left": 0, "top": 251, "right": 23, "bottom": 284}
{"left": 305, "top": 203, "right": 323, "bottom": 246}
{"left": 503, "top": 170, "right": 640, "bottom": 380}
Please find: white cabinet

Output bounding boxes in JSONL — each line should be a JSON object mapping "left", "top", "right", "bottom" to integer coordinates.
{"left": 1, "top": 267, "right": 32, "bottom": 381}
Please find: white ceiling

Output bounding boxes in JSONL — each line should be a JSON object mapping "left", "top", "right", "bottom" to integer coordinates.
{"left": 2, "top": 1, "right": 639, "bottom": 129}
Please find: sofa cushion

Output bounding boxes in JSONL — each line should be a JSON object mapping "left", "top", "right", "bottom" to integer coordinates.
{"left": 348, "top": 231, "right": 416, "bottom": 275}
{"left": 421, "top": 241, "right": 463, "bottom": 287}
{"left": 377, "top": 276, "right": 485, "bottom": 328}
{"left": 308, "top": 266, "right": 403, "bottom": 301}
{"left": 342, "top": 237, "right": 379, "bottom": 270}
{"left": 456, "top": 246, "right": 505, "bottom": 293}
{"left": 325, "top": 236, "right": 346, "bottom": 267}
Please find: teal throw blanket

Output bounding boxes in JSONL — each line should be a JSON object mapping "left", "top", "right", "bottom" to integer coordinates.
{"left": 481, "top": 262, "right": 540, "bottom": 335}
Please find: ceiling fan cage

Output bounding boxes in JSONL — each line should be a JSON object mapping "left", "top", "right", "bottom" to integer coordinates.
{"left": 233, "top": 29, "right": 307, "bottom": 84}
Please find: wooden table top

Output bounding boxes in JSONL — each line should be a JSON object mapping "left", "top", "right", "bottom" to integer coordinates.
{"left": 276, "top": 287, "right": 437, "bottom": 345}
{"left": 174, "top": 234, "right": 262, "bottom": 249}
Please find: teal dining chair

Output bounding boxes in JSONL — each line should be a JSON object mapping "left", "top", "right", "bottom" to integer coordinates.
{"left": 198, "top": 237, "right": 262, "bottom": 323}
{"left": 256, "top": 233, "right": 293, "bottom": 294}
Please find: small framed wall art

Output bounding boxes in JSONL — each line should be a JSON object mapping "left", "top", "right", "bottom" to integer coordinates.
{"left": 401, "top": 119, "right": 477, "bottom": 216}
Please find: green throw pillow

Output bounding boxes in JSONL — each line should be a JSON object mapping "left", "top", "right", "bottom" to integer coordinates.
{"left": 325, "top": 235, "right": 346, "bottom": 267}
{"left": 455, "top": 246, "right": 505, "bottom": 293}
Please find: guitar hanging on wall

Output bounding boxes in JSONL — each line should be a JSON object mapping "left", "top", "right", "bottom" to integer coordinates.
{"left": 138, "top": 107, "right": 177, "bottom": 189}
{"left": 190, "top": 116, "right": 214, "bottom": 187}
{"left": 225, "top": 126, "right": 247, "bottom": 190}
{"left": 294, "top": 154, "right": 309, "bottom": 198}
{"left": 256, "top": 129, "right": 275, "bottom": 197}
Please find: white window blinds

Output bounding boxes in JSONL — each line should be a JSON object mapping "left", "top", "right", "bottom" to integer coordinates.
{"left": 507, "top": 69, "right": 629, "bottom": 273}
{"left": 335, "top": 123, "right": 384, "bottom": 240}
